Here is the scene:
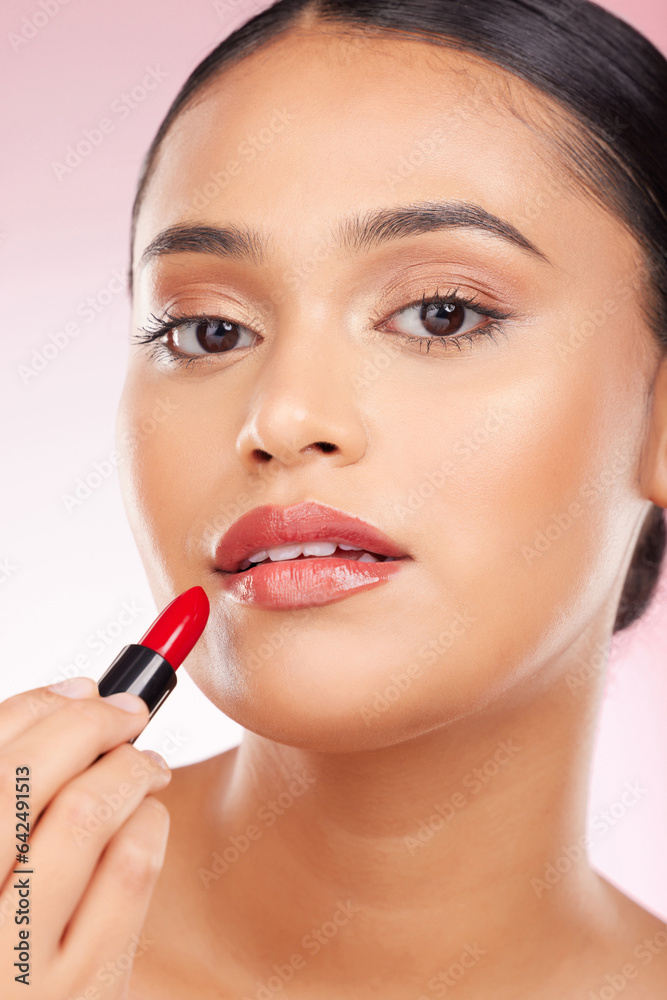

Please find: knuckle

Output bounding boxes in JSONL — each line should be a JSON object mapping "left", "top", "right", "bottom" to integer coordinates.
{"left": 56, "top": 783, "right": 102, "bottom": 832}
{"left": 123, "top": 745, "right": 165, "bottom": 784}
{"left": 105, "top": 744, "right": 153, "bottom": 792}
{"left": 112, "top": 827, "right": 165, "bottom": 891}
{"left": 144, "top": 796, "right": 170, "bottom": 824}
{"left": 107, "top": 739, "right": 139, "bottom": 769}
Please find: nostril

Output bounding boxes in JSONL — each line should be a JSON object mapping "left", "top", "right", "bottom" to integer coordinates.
{"left": 315, "top": 442, "right": 337, "bottom": 453}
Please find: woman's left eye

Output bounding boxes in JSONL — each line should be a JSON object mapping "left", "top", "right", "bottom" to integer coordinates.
{"left": 378, "top": 291, "right": 510, "bottom": 351}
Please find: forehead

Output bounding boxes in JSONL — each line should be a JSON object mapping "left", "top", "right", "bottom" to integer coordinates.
{"left": 134, "top": 26, "right": 633, "bottom": 281}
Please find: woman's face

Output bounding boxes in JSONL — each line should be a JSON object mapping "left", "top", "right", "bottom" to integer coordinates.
{"left": 119, "top": 26, "right": 659, "bottom": 750}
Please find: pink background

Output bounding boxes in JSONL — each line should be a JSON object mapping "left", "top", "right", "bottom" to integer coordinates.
{"left": 1, "top": 0, "right": 666, "bottom": 916}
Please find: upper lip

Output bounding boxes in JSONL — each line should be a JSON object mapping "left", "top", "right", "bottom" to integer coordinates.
{"left": 213, "top": 501, "right": 409, "bottom": 573}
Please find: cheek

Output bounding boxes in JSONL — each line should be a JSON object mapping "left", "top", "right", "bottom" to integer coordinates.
{"left": 115, "top": 369, "right": 217, "bottom": 588}
{"left": 389, "top": 332, "right": 646, "bottom": 681}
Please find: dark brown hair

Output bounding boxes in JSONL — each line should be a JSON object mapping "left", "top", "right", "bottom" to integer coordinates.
{"left": 128, "top": 0, "right": 667, "bottom": 633}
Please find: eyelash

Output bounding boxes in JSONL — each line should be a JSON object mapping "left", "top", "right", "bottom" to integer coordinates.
{"left": 133, "top": 286, "right": 513, "bottom": 369}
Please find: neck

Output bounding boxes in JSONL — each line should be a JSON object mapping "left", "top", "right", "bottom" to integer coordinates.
{"left": 198, "top": 621, "right": 618, "bottom": 994}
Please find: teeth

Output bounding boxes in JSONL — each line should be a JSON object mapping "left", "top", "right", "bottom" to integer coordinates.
{"left": 267, "top": 544, "right": 303, "bottom": 562}
{"left": 302, "top": 541, "right": 338, "bottom": 557}
{"left": 241, "top": 539, "right": 386, "bottom": 569}
{"left": 247, "top": 541, "right": 350, "bottom": 563}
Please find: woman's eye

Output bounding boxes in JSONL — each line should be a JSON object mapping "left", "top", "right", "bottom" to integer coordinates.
{"left": 382, "top": 297, "right": 488, "bottom": 341}
{"left": 169, "top": 318, "right": 255, "bottom": 355}
{"left": 137, "top": 290, "right": 509, "bottom": 368}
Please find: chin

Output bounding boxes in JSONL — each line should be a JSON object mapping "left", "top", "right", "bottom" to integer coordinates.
{"left": 183, "top": 626, "right": 507, "bottom": 753}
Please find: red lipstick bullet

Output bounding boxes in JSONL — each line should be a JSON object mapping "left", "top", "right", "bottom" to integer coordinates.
{"left": 97, "top": 586, "right": 209, "bottom": 726}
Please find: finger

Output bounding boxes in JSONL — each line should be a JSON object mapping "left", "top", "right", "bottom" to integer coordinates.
{"left": 23, "top": 745, "right": 171, "bottom": 958}
{"left": 56, "top": 797, "right": 170, "bottom": 993}
{"left": 0, "top": 692, "right": 149, "bottom": 879}
{"left": 0, "top": 678, "right": 100, "bottom": 752}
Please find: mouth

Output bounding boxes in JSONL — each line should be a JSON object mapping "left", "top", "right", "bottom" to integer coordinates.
{"left": 232, "top": 541, "right": 401, "bottom": 574}
{"left": 214, "top": 500, "right": 409, "bottom": 575}
{"left": 212, "top": 502, "right": 410, "bottom": 609}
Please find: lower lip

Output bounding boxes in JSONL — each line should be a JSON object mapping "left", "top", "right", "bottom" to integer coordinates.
{"left": 216, "top": 556, "right": 407, "bottom": 609}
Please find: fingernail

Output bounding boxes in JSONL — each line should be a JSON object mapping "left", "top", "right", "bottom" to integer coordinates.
{"left": 142, "top": 749, "right": 170, "bottom": 771}
{"left": 102, "top": 692, "right": 147, "bottom": 713}
{"left": 47, "top": 677, "right": 97, "bottom": 698}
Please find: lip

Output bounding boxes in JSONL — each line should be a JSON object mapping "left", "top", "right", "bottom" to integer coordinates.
{"left": 212, "top": 500, "right": 410, "bottom": 609}
{"left": 214, "top": 501, "right": 408, "bottom": 572}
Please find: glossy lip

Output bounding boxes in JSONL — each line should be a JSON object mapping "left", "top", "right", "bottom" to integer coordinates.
{"left": 216, "top": 556, "right": 406, "bottom": 609}
{"left": 213, "top": 500, "right": 409, "bottom": 573}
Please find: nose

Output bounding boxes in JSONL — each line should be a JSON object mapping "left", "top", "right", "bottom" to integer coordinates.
{"left": 235, "top": 326, "right": 368, "bottom": 474}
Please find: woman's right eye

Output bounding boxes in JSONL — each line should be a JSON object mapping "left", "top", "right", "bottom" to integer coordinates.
{"left": 134, "top": 311, "right": 260, "bottom": 362}
{"left": 166, "top": 316, "right": 256, "bottom": 356}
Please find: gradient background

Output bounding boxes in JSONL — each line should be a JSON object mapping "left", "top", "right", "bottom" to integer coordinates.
{"left": 1, "top": 0, "right": 666, "bottom": 918}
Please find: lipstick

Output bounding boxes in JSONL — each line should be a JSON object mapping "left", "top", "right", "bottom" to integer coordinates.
{"left": 97, "top": 586, "right": 209, "bottom": 728}
{"left": 213, "top": 501, "right": 410, "bottom": 609}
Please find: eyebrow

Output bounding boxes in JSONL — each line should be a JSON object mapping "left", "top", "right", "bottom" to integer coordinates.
{"left": 137, "top": 199, "right": 552, "bottom": 271}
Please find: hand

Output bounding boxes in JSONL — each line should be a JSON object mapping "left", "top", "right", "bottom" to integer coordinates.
{"left": 0, "top": 676, "right": 172, "bottom": 999}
